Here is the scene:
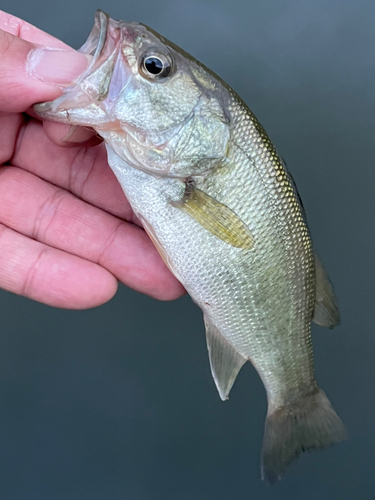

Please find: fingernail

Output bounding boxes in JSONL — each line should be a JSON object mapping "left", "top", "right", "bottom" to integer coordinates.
{"left": 27, "top": 48, "right": 90, "bottom": 85}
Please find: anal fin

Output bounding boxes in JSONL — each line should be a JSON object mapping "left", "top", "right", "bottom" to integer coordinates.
{"left": 204, "top": 314, "right": 247, "bottom": 400}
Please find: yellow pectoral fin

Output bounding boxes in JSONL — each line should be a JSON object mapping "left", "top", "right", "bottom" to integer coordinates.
{"left": 172, "top": 188, "right": 253, "bottom": 249}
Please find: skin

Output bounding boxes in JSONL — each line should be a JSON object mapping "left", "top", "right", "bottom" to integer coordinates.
{"left": 0, "top": 10, "right": 185, "bottom": 309}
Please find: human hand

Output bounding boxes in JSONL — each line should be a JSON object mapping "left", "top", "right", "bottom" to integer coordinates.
{"left": 0, "top": 10, "right": 185, "bottom": 309}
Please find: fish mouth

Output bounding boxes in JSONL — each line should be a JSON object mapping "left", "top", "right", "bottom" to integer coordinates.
{"left": 35, "top": 10, "right": 132, "bottom": 120}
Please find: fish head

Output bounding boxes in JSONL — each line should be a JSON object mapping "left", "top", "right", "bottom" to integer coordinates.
{"left": 35, "top": 10, "right": 230, "bottom": 178}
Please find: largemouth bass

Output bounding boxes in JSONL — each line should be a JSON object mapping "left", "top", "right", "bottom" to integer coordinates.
{"left": 35, "top": 10, "right": 346, "bottom": 482}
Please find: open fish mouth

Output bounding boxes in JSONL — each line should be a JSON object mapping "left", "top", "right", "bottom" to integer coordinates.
{"left": 35, "top": 10, "right": 132, "bottom": 120}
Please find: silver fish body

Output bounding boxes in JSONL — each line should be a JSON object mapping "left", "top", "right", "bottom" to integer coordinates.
{"left": 35, "top": 10, "right": 346, "bottom": 481}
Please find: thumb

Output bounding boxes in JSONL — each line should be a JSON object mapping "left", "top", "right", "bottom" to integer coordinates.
{"left": 0, "top": 29, "right": 89, "bottom": 113}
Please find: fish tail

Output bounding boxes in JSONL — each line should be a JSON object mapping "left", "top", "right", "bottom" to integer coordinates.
{"left": 261, "top": 387, "right": 346, "bottom": 483}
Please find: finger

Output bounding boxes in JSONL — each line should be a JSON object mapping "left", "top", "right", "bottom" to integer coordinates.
{"left": 0, "top": 27, "right": 89, "bottom": 112}
{"left": 0, "top": 112, "right": 23, "bottom": 164}
{"left": 0, "top": 224, "right": 118, "bottom": 309}
{"left": 0, "top": 10, "right": 71, "bottom": 48}
{"left": 42, "top": 120, "right": 101, "bottom": 147}
{"left": 11, "top": 118, "right": 136, "bottom": 222}
{"left": 0, "top": 166, "right": 185, "bottom": 301}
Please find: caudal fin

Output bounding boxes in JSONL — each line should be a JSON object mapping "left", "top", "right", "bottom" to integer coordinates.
{"left": 261, "top": 387, "right": 346, "bottom": 483}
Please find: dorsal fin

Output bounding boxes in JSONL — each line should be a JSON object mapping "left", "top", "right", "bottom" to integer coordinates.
{"left": 281, "top": 162, "right": 340, "bottom": 330}
{"left": 313, "top": 253, "right": 340, "bottom": 329}
{"left": 204, "top": 314, "right": 247, "bottom": 400}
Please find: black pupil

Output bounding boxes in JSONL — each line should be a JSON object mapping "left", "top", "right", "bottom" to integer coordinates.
{"left": 145, "top": 57, "right": 164, "bottom": 75}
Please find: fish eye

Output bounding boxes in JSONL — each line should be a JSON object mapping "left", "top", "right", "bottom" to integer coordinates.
{"left": 140, "top": 51, "right": 173, "bottom": 81}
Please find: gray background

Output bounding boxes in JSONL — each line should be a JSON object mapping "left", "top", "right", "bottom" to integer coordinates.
{"left": 0, "top": 0, "right": 372, "bottom": 498}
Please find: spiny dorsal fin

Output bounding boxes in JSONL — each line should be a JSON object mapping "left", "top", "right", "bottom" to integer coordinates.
{"left": 204, "top": 314, "right": 247, "bottom": 400}
{"left": 313, "top": 253, "right": 340, "bottom": 329}
{"left": 172, "top": 188, "right": 253, "bottom": 249}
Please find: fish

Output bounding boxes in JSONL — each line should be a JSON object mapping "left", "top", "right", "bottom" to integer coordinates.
{"left": 35, "top": 10, "right": 346, "bottom": 482}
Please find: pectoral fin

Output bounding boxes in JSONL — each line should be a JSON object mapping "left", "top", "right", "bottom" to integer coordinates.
{"left": 204, "top": 314, "right": 247, "bottom": 400}
{"left": 172, "top": 188, "right": 253, "bottom": 249}
{"left": 312, "top": 253, "right": 340, "bottom": 329}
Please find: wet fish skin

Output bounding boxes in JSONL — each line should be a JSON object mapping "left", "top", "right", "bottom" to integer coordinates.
{"left": 35, "top": 10, "right": 346, "bottom": 481}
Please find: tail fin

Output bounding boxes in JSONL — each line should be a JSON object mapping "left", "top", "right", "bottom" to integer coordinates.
{"left": 261, "top": 387, "right": 346, "bottom": 483}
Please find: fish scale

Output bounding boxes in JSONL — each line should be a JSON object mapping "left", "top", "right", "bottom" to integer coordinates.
{"left": 106, "top": 98, "right": 315, "bottom": 406}
{"left": 35, "top": 10, "right": 346, "bottom": 482}
{"left": 202, "top": 96, "right": 315, "bottom": 390}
